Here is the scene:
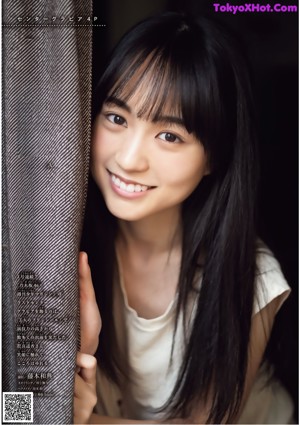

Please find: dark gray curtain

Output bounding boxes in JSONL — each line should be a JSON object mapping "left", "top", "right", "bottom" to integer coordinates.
{"left": 2, "top": 1, "right": 92, "bottom": 423}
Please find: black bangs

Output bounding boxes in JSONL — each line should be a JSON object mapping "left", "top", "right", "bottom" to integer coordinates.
{"left": 108, "top": 50, "right": 184, "bottom": 122}
{"left": 93, "top": 15, "right": 209, "bottom": 139}
{"left": 94, "top": 12, "right": 246, "bottom": 173}
{"left": 95, "top": 43, "right": 211, "bottom": 144}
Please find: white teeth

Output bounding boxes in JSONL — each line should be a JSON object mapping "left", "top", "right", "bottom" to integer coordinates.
{"left": 126, "top": 184, "right": 134, "bottom": 193}
{"left": 110, "top": 173, "right": 151, "bottom": 193}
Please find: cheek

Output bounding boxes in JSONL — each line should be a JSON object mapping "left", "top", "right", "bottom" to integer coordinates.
{"left": 91, "top": 128, "right": 112, "bottom": 164}
{"left": 162, "top": 151, "right": 208, "bottom": 189}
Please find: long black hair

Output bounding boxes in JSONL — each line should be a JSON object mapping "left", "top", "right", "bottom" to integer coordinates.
{"left": 82, "top": 12, "right": 258, "bottom": 424}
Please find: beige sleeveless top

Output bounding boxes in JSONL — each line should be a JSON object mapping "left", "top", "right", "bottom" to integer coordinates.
{"left": 95, "top": 247, "right": 293, "bottom": 423}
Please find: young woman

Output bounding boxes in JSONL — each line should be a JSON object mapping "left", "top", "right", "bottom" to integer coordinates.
{"left": 74, "top": 12, "right": 293, "bottom": 424}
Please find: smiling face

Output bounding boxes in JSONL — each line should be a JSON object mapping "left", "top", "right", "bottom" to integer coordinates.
{"left": 91, "top": 59, "right": 210, "bottom": 223}
{"left": 91, "top": 99, "right": 209, "bottom": 223}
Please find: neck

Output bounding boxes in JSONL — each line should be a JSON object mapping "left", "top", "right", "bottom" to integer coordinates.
{"left": 117, "top": 208, "right": 182, "bottom": 259}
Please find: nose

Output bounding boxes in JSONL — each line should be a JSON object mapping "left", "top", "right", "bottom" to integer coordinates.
{"left": 115, "top": 130, "right": 149, "bottom": 172}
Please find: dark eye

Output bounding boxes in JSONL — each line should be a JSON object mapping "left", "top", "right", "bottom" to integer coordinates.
{"left": 107, "top": 114, "right": 127, "bottom": 126}
{"left": 157, "top": 132, "right": 182, "bottom": 144}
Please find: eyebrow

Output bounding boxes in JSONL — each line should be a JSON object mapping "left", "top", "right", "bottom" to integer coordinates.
{"left": 105, "top": 96, "right": 131, "bottom": 113}
{"left": 104, "top": 95, "right": 186, "bottom": 129}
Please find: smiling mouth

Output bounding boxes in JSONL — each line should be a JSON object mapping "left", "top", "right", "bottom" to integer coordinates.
{"left": 108, "top": 171, "right": 156, "bottom": 194}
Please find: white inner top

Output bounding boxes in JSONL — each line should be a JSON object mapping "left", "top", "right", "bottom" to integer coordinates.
{"left": 95, "top": 246, "right": 293, "bottom": 423}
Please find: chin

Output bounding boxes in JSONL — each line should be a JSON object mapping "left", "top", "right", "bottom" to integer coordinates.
{"left": 105, "top": 202, "right": 146, "bottom": 222}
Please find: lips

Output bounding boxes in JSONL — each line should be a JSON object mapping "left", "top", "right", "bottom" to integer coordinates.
{"left": 108, "top": 171, "right": 155, "bottom": 194}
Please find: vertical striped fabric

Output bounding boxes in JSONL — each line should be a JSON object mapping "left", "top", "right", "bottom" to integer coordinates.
{"left": 2, "top": 1, "right": 92, "bottom": 423}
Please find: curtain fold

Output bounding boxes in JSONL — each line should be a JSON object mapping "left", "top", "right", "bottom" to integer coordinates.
{"left": 2, "top": 1, "right": 92, "bottom": 423}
